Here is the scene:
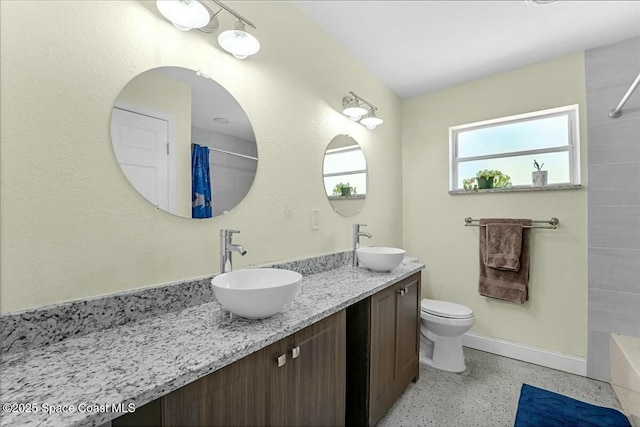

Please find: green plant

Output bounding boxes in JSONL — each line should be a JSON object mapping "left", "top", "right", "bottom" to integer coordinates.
{"left": 494, "top": 173, "right": 512, "bottom": 188}
{"left": 533, "top": 159, "right": 544, "bottom": 171}
{"left": 463, "top": 177, "right": 477, "bottom": 191}
{"left": 463, "top": 169, "right": 512, "bottom": 190}
{"left": 476, "top": 169, "right": 501, "bottom": 180}
{"left": 332, "top": 182, "right": 357, "bottom": 197}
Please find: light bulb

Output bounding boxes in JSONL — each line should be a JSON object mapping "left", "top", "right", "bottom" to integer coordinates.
{"left": 156, "top": 0, "right": 211, "bottom": 31}
{"left": 360, "top": 109, "right": 383, "bottom": 130}
{"left": 342, "top": 97, "right": 367, "bottom": 121}
{"left": 218, "top": 21, "right": 260, "bottom": 59}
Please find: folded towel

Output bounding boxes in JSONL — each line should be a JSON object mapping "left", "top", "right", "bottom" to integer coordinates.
{"left": 485, "top": 223, "right": 523, "bottom": 271}
{"left": 478, "top": 218, "right": 532, "bottom": 304}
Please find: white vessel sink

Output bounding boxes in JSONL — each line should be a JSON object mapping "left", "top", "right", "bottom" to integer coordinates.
{"left": 211, "top": 268, "right": 303, "bottom": 319}
{"left": 356, "top": 247, "right": 406, "bottom": 272}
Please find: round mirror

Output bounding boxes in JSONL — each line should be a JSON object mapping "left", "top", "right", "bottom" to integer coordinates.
{"left": 110, "top": 67, "right": 257, "bottom": 219}
{"left": 322, "top": 135, "right": 367, "bottom": 217}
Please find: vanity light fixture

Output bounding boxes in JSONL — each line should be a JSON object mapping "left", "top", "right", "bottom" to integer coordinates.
{"left": 342, "top": 91, "right": 384, "bottom": 130}
{"left": 156, "top": 0, "right": 260, "bottom": 59}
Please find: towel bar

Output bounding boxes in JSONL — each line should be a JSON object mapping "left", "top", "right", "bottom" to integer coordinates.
{"left": 464, "top": 217, "right": 559, "bottom": 229}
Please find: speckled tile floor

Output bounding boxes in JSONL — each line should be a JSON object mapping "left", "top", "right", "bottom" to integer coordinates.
{"left": 378, "top": 347, "right": 624, "bottom": 427}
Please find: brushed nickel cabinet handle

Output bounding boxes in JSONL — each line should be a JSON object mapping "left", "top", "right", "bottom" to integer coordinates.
{"left": 397, "top": 288, "right": 406, "bottom": 296}
{"left": 291, "top": 346, "right": 300, "bottom": 359}
{"left": 277, "top": 354, "right": 286, "bottom": 367}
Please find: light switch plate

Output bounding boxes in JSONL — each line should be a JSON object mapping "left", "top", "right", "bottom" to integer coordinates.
{"left": 310, "top": 209, "right": 320, "bottom": 230}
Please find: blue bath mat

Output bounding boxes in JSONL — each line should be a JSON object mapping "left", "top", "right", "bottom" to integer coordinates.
{"left": 514, "top": 384, "right": 631, "bottom": 427}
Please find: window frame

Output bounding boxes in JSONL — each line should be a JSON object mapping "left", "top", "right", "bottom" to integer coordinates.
{"left": 323, "top": 145, "right": 368, "bottom": 197}
{"left": 448, "top": 104, "right": 581, "bottom": 191}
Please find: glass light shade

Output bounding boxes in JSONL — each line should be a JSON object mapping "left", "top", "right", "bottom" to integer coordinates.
{"left": 360, "top": 110, "right": 383, "bottom": 130}
{"left": 156, "top": 0, "right": 210, "bottom": 31}
{"left": 218, "top": 22, "right": 260, "bottom": 59}
{"left": 342, "top": 97, "right": 368, "bottom": 121}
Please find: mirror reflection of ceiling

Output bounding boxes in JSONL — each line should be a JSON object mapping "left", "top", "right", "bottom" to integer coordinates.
{"left": 152, "top": 67, "right": 255, "bottom": 141}
{"left": 323, "top": 134, "right": 367, "bottom": 218}
{"left": 110, "top": 66, "right": 257, "bottom": 220}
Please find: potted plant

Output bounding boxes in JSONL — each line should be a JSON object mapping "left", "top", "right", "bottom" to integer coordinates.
{"left": 463, "top": 177, "right": 477, "bottom": 191}
{"left": 532, "top": 160, "right": 547, "bottom": 187}
{"left": 474, "top": 169, "right": 512, "bottom": 189}
{"left": 333, "top": 182, "right": 356, "bottom": 197}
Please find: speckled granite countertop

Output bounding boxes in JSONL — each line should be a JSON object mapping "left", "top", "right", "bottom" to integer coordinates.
{"left": 0, "top": 261, "right": 424, "bottom": 427}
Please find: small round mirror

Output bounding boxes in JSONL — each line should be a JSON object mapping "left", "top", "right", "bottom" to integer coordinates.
{"left": 322, "top": 135, "right": 367, "bottom": 217}
{"left": 110, "top": 66, "right": 258, "bottom": 219}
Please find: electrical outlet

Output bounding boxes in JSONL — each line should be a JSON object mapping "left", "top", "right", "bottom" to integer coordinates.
{"left": 310, "top": 209, "right": 320, "bottom": 230}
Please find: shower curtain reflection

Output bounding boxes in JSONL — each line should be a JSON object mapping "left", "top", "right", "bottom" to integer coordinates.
{"left": 191, "top": 143, "right": 212, "bottom": 218}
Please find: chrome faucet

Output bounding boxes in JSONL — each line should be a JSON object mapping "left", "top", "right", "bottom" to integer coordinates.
{"left": 352, "top": 224, "right": 372, "bottom": 267}
{"left": 220, "top": 229, "right": 247, "bottom": 273}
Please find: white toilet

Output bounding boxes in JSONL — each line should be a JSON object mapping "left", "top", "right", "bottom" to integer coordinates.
{"left": 420, "top": 298, "right": 475, "bottom": 373}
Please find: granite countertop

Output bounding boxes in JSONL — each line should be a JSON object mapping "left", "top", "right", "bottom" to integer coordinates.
{"left": 0, "top": 261, "right": 424, "bottom": 427}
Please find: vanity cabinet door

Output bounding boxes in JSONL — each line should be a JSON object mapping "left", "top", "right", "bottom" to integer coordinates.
{"left": 161, "top": 347, "right": 269, "bottom": 427}
{"left": 395, "top": 274, "right": 421, "bottom": 392}
{"left": 284, "top": 310, "right": 346, "bottom": 426}
{"left": 270, "top": 310, "right": 346, "bottom": 426}
{"left": 114, "top": 348, "right": 270, "bottom": 427}
{"left": 369, "top": 274, "right": 421, "bottom": 425}
{"left": 369, "top": 283, "right": 400, "bottom": 424}
{"left": 351, "top": 272, "right": 421, "bottom": 426}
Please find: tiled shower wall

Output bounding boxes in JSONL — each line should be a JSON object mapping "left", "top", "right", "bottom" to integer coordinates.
{"left": 586, "top": 36, "right": 640, "bottom": 381}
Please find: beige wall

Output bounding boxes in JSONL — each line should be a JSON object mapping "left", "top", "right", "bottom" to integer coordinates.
{"left": 402, "top": 54, "right": 588, "bottom": 357}
{"left": 329, "top": 198, "right": 366, "bottom": 218}
{"left": 116, "top": 71, "right": 192, "bottom": 217}
{"left": 0, "top": 1, "right": 402, "bottom": 313}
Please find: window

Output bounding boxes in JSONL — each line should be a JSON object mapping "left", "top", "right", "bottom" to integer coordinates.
{"left": 449, "top": 105, "right": 580, "bottom": 191}
{"left": 323, "top": 145, "right": 367, "bottom": 197}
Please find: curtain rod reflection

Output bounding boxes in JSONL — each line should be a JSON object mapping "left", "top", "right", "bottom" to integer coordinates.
{"left": 194, "top": 144, "right": 258, "bottom": 161}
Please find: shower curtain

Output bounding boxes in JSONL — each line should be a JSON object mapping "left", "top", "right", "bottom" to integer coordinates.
{"left": 191, "top": 143, "right": 212, "bottom": 218}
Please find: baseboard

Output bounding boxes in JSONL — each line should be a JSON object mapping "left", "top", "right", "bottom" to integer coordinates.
{"left": 462, "top": 332, "right": 587, "bottom": 376}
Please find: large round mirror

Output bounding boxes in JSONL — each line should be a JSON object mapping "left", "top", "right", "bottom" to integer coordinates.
{"left": 322, "top": 135, "right": 367, "bottom": 217}
{"left": 110, "top": 67, "right": 257, "bottom": 219}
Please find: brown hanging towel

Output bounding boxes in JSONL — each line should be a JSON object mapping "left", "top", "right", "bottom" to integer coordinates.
{"left": 478, "top": 218, "right": 532, "bottom": 304}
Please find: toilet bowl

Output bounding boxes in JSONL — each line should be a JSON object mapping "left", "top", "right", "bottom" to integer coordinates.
{"left": 420, "top": 298, "right": 475, "bottom": 373}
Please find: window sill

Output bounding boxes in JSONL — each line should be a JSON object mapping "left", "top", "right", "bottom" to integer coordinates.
{"left": 449, "top": 184, "right": 582, "bottom": 195}
{"left": 327, "top": 194, "right": 366, "bottom": 200}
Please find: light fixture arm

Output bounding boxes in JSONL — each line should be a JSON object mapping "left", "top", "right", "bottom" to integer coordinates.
{"left": 209, "top": 0, "right": 256, "bottom": 29}
{"left": 349, "top": 91, "right": 378, "bottom": 112}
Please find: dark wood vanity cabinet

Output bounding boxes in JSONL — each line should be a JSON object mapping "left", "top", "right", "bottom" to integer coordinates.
{"left": 346, "top": 272, "right": 421, "bottom": 426}
{"left": 114, "top": 310, "right": 345, "bottom": 427}
{"left": 113, "top": 272, "right": 420, "bottom": 427}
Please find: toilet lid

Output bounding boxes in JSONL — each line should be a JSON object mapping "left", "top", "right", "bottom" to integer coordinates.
{"left": 421, "top": 299, "right": 474, "bottom": 319}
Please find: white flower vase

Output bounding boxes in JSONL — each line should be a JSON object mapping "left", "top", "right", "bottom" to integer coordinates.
{"left": 532, "top": 171, "right": 548, "bottom": 187}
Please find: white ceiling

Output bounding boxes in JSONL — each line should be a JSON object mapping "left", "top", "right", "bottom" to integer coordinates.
{"left": 294, "top": 0, "right": 640, "bottom": 99}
